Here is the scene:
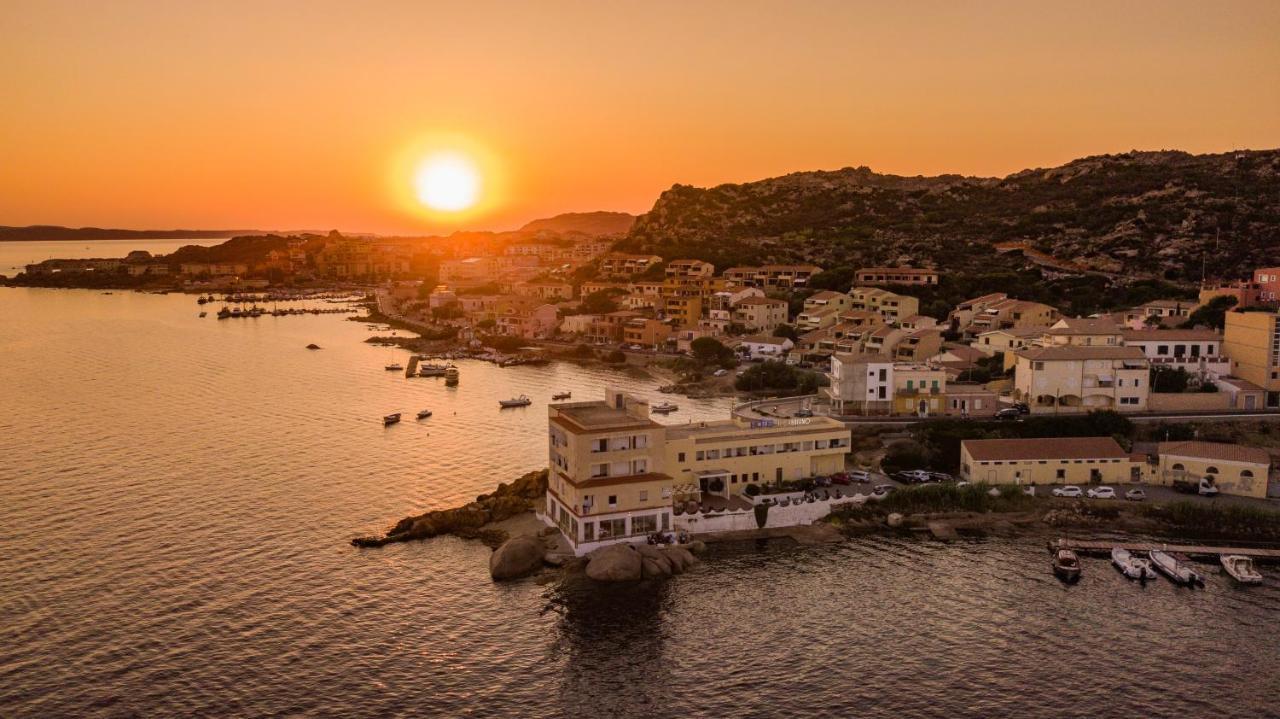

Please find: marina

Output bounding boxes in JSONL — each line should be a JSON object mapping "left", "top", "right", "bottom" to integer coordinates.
{"left": 1050, "top": 538, "right": 1280, "bottom": 562}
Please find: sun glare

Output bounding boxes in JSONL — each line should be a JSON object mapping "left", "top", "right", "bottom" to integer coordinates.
{"left": 414, "top": 152, "right": 481, "bottom": 212}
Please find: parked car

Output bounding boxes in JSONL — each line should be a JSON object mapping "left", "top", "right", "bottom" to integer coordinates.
{"left": 712, "top": 368, "right": 728, "bottom": 377}
{"left": 1087, "top": 486, "right": 1116, "bottom": 499}
{"left": 830, "top": 472, "right": 851, "bottom": 485}
{"left": 928, "top": 471, "right": 954, "bottom": 483}
{"left": 873, "top": 484, "right": 895, "bottom": 494}
{"left": 896, "top": 469, "right": 932, "bottom": 484}
{"left": 1053, "top": 486, "right": 1083, "bottom": 498}
{"left": 1012, "top": 402, "right": 1030, "bottom": 415}
{"left": 1199, "top": 478, "right": 1220, "bottom": 497}
{"left": 995, "top": 407, "right": 1022, "bottom": 420}
{"left": 812, "top": 475, "right": 831, "bottom": 487}
{"left": 1124, "top": 488, "right": 1147, "bottom": 501}
{"left": 794, "top": 408, "right": 814, "bottom": 417}
{"left": 848, "top": 470, "right": 871, "bottom": 484}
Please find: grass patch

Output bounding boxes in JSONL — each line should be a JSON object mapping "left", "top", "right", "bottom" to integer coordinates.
{"left": 1142, "top": 501, "right": 1280, "bottom": 541}
{"left": 831, "top": 483, "right": 1037, "bottom": 521}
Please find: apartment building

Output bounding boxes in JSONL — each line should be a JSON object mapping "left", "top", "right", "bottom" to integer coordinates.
{"left": 1123, "top": 299, "right": 1196, "bottom": 329}
{"left": 959, "top": 437, "right": 1135, "bottom": 485}
{"left": 599, "top": 253, "right": 662, "bottom": 278}
{"left": 509, "top": 281, "right": 573, "bottom": 301}
{"left": 973, "top": 327, "right": 1044, "bottom": 357}
{"left": 966, "top": 298, "right": 1060, "bottom": 335}
{"left": 545, "top": 391, "right": 673, "bottom": 555}
{"left": 891, "top": 364, "right": 947, "bottom": 416}
{"left": 495, "top": 297, "right": 559, "bottom": 339}
{"left": 722, "top": 264, "right": 823, "bottom": 289}
{"left": 796, "top": 291, "right": 855, "bottom": 330}
{"left": 664, "top": 259, "right": 715, "bottom": 280}
{"left": 825, "top": 353, "right": 895, "bottom": 415}
{"left": 663, "top": 416, "right": 850, "bottom": 498}
{"left": 1121, "top": 328, "right": 1229, "bottom": 381}
{"left": 1044, "top": 317, "right": 1123, "bottom": 346}
{"left": 892, "top": 329, "right": 943, "bottom": 362}
{"left": 1222, "top": 309, "right": 1280, "bottom": 406}
{"left": 730, "top": 296, "right": 787, "bottom": 333}
{"left": 854, "top": 266, "right": 939, "bottom": 286}
{"left": 848, "top": 287, "right": 920, "bottom": 324}
{"left": 1012, "top": 346, "right": 1150, "bottom": 413}
{"left": 438, "top": 256, "right": 498, "bottom": 287}
{"left": 587, "top": 310, "right": 644, "bottom": 344}
{"left": 622, "top": 319, "right": 673, "bottom": 350}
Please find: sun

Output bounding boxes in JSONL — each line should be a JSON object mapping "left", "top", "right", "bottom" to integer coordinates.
{"left": 414, "top": 151, "right": 481, "bottom": 212}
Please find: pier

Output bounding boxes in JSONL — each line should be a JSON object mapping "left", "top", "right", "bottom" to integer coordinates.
{"left": 1050, "top": 538, "right": 1280, "bottom": 562}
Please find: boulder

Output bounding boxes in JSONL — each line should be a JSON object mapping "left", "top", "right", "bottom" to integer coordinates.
{"left": 688, "top": 540, "right": 708, "bottom": 555}
{"left": 663, "top": 546, "right": 697, "bottom": 573}
{"left": 641, "top": 557, "right": 671, "bottom": 579}
{"left": 306, "top": 343, "right": 321, "bottom": 350}
{"left": 585, "top": 544, "right": 643, "bottom": 582}
{"left": 636, "top": 544, "right": 674, "bottom": 575}
{"left": 886, "top": 512, "right": 905, "bottom": 528}
{"left": 489, "top": 535, "right": 545, "bottom": 581}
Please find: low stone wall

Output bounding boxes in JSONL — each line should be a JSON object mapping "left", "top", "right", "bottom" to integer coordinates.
{"left": 1148, "top": 392, "right": 1231, "bottom": 413}
{"left": 674, "top": 495, "right": 860, "bottom": 534}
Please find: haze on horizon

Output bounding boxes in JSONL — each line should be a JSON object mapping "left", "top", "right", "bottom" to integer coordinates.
{"left": 2, "top": 0, "right": 1278, "bottom": 236}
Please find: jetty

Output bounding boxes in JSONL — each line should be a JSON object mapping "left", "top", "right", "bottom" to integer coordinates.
{"left": 1050, "top": 538, "right": 1280, "bottom": 562}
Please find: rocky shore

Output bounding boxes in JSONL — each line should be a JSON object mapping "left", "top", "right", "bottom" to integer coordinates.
{"left": 350, "top": 469, "right": 549, "bottom": 549}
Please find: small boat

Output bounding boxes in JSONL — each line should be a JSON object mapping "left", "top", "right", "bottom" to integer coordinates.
{"left": 499, "top": 395, "right": 532, "bottom": 408}
{"left": 197, "top": 296, "right": 208, "bottom": 305}
{"left": 418, "top": 363, "right": 450, "bottom": 377}
{"left": 444, "top": 366, "right": 459, "bottom": 381}
{"left": 1053, "top": 549, "right": 1082, "bottom": 582}
{"left": 198, "top": 311, "right": 207, "bottom": 318}
{"left": 1111, "top": 548, "right": 1157, "bottom": 581}
{"left": 217, "top": 307, "right": 231, "bottom": 319}
{"left": 552, "top": 391, "right": 572, "bottom": 400}
{"left": 651, "top": 401, "right": 679, "bottom": 414}
{"left": 1150, "top": 550, "right": 1203, "bottom": 586}
{"left": 416, "top": 409, "right": 433, "bottom": 420}
{"left": 383, "top": 413, "right": 401, "bottom": 426}
{"left": 1221, "top": 555, "right": 1263, "bottom": 585}
{"left": 385, "top": 363, "right": 403, "bottom": 371}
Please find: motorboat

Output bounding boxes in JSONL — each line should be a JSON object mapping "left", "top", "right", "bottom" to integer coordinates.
{"left": 418, "top": 363, "right": 450, "bottom": 377}
{"left": 444, "top": 366, "right": 459, "bottom": 382}
{"left": 217, "top": 307, "right": 231, "bottom": 319}
{"left": 552, "top": 391, "right": 572, "bottom": 400}
{"left": 1111, "top": 548, "right": 1157, "bottom": 581}
{"left": 383, "top": 413, "right": 402, "bottom": 426}
{"left": 1053, "top": 549, "right": 1082, "bottom": 582}
{"left": 416, "top": 409, "right": 433, "bottom": 420}
{"left": 1220, "top": 555, "right": 1263, "bottom": 585}
{"left": 651, "top": 401, "right": 679, "bottom": 414}
{"left": 1150, "top": 550, "right": 1203, "bottom": 586}
{"left": 385, "top": 363, "right": 404, "bottom": 371}
{"left": 499, "top": 395, "right": 532, "bottom": 408}
{"left": 198, "top": 311, "right": 207, "bottom": 318}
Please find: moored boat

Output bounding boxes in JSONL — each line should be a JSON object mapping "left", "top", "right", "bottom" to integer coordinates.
{"left": 552, "top": 391, "right": 571, "bottom": 400}
{"left": 416, "top": 409, "right": 433, "bottom": 420}
{"left": 418, "top": 363, "right": 450, "bottom": 377}
{"left": 385, "top": 363, "right": 403, "bottom": 371}
{"left": 1053, "top": 549, "right": 1082, "bottom": 582}
{"left": 383, "top": 413, "right": 401, "bottom": 426}
{"left": 1150, "top": 550, "right": 1203, "bottom": 586}
{"left": 444, "top": 365, "right": 459, "bottom": 381}
{"left": 1111, "top": 548, "right": 1157, "bottom": 581}
{"left": 198, "top": 311, "right": 207, "bottom": 318}
{"left": 499, "top": 395, "right": 532, "bottom": 408}
{"left": 651, "top": 401, "right": 679, "bottom": 414}
{"left": 1220, "top": 555, "right": 1263, "bottom": 585}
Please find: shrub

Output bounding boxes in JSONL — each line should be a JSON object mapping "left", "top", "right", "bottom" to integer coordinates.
{"left": 881, "top": 440, "right": 930, "bottom": 473}
{"left": 744, "top": 483, "right": 761, "bottom": 497}
{"left": 603, "top": 349, "right": 627, "bottom": 364}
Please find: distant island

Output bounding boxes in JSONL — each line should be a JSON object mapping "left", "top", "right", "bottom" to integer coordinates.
{"left": 0, "top": 226, "right": 264, "bottom": 242}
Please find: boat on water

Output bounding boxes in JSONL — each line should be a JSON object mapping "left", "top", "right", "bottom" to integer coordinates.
{"left": 416, "top": 409, "right": 433, "bottom": 420}
{"left": 198, "top": 311, "right": 207, "bottom": 318}
{"left": 385, "top": 363, "right": 403, "bottom": 371}
{"left": 418, "top": 363, "right": 450, "bottom": 377}
{"left": 1111, "top": 548, "right": 1157, "bottom": 581}
{"left": 383, "top": 413, "right": 402, "bottom": 426}
{"left": 499, "top": 395, "right": 532, "bottom": 408}
{"left": 1221, "top": 555, "right": 1263, "bottom": 585}
{"left": 444, "top": 366, "right": 459, "bottom": 384}
{"left": 1053, "top": 549, "right": 1082, "bottom": 582}
{"left": 651, "top": 401, "right": 679, "bottom": 414}
{"left": 216, "top": 307, "right": 231, "bottom": 319}
{"left": 197, "top": 296, "right": 208, "bottom": 305}
{"left": 1149, "top": 550, "right": 1203, "bottom": 586}
{"left": 552, "top": 391, "right": 572, "bottom": 400}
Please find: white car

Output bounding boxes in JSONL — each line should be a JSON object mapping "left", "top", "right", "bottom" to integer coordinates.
{"left": 1087, "top": 486, "right": 1116, "bottom": 499}
{"left": 713, "top": 368, "right": 728, "bottom": 377}
{"left": 1052, "top": 486, "right": 1083, "bottom": 498}
{"left": 1125, "top": 488, "right": 1147, "bottom": 501}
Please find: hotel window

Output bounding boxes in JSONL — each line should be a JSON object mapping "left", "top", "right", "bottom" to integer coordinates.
{"left": 600, "top": 518, "right": 625, "bottom": 538}
{"left": 607, "top": 495, "right": 617, "bottom": 506}
{"left": 1056, "top": 469, "right": 1066, "bottom": 479}
{"left": 678, "top": 452, "right": 686, "bottom": 462}
{"left": 696, "top": 451, "right": 705, "bottom": 461}
{"left": 592, "top": 438, "right": 608, "bottom": 453}
{"left": 661, "top": 513, "right": 670, "bottom": 530}
{"left": 639, "top": 490, "right": 648, "bottom": 502}
{"left": 708, "top": 449, "right": 720, "bottom": 460}
{"left": 590, "top": 463, "right": 609, "bottom": 478}
{"left": 583, "top": 522, "right": 595, "bottom": 542}
{"left": 632, "top": 515, "right": 657, "bottom": 534}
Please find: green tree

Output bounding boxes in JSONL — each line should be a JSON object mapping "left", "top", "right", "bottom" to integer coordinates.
{"left": 690, "top": 337, "right": 735, "bottom": 367}
{"left": 772, "top": 323, "right": 799, "bottom": 341}
{"left": 580, "top": 289, "right": 622, "bottom": 314}
{"left": 882, "top": 440, "right": 931, "bottom": 473}
{"left": 1151, "top": 365, "right": 1191, "bottom": 393}
{"left": 1180, "top": 295, "right": 1238, "bottom": 330}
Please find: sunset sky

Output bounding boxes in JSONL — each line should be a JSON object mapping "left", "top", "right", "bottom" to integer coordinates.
{"left": 2, "top": 1, "right": 1278, "bottom": 236}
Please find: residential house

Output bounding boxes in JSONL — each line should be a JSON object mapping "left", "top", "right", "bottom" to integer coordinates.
{"left": 1222, "top": 309, "right": 1280, "bottom": 407}
{"left": 966, "top": 298, "right": 1060, "bottom": 335}
{"left": 891, "top": 364, "right": 948, "bottom": 416}
{"left": 723, "top": 264, "right": 823, "bottom": 289}
{"left": 495, "top": 297, "right": 559, "bottom": 339}
{"left": 1044, "top": 317, "right": 1124, "bottom": 346}
{"left": 623, "top": 319, "right": 673, "bottom": 350}
{"left": 825, "top": 353, "right": 895, "bottom": 415}
{"left": 1123, "top": 299, "right": 1197, "bottom": 329}
{"left": 1121, "top": 328, "right": 1230, "bottom": 382}
{"left": 892, "top": 329, "right": 943, "bottom": 362}
{"left": 587, "top": 310, "right": 643, "bottom": 344}
{"left": 796, "top": 291, "right": 854, "bottom": 330}
{"left": 510, "top": 281, "right": 573, "bottom": 301}
{"left": 1012, "top": 346, "right": 1150, "bottom": 413}
{"left": 731, "top": 296, "right": 788, "bottom": 333}
{"left": 664, "top": 259, "right": 715, "bottom": 280}
{"left": 736, "top": 334, "right": 794, "bottom": 361}
{"left": 599, "top": 253, "right": 662, "bottom": 278}
{"left": 848, "top": 287, "right": 920, "bottom": 324}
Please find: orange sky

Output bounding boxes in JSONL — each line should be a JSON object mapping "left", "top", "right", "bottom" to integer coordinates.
{"left": 2, "top": 1, "right": 1278, "bottom": 235}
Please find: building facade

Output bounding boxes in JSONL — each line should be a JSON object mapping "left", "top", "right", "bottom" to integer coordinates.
{"left": 960, "top": 437, "right": 1136, "bottom": 485}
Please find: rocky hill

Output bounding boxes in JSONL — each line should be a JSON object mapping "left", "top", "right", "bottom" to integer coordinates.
{"left": 519, "top": 211, "right": 635, "bottom": 237}
{"left": 620, "top": 150, "right": 1280, "bottom": 284}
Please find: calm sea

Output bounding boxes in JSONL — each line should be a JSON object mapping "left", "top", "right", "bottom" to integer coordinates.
{"left": 0, "top": 238, "right": 229, "bottom": 276}
{"left": 2, "top": 286, "right": 1278, "bottom": 718}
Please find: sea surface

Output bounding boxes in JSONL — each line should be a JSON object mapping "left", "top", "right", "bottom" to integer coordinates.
{"left": 2, "top": 287, "right": 1278, "bottom": 719}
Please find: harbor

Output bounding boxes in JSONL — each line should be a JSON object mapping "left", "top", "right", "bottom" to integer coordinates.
{"left": 1050, "top": 538, "right": 1280, "bottom": 562}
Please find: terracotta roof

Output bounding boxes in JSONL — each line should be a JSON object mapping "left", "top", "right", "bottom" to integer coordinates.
{"left": 734, "top": 296, "right": 786, "bottom": 306}
{"left": 1049, "top": 317, "right": 1123, "bottom": 335}
{"left": 832, "top": 352, "right": 893, "bottom": 365}
{"left": 1157, "top": 441, "right": 1271, "bottom": 466}
{"left": 1121, "top": 328, "right": 1221, "bottom": 341}
{"left": 964, "top": 437, "right": 1128, "bottom": 462}
{"left": 1016, "top": 345, "right": 1146, "bottom": 361}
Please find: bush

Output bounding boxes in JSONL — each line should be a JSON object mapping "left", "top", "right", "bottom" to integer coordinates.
{"left": 690, "top": 337, "right": 735, "bottom": 368}
{"left": 603, "top": 349, "right": 627, "bottom": 364}
{"left": 881, "top": 440, "right": 930, "bottom": 473}
{"left": 734, "top": 360, "right": 822, "bottom": 393}
{"left": 481, "top": 334, "right": 526, "bottom": 353}
{"left": 744, "top": 483, "right": 761, "bottom": 497}
{"left": 573, "top": 343, "right": 594, "bottom": 358}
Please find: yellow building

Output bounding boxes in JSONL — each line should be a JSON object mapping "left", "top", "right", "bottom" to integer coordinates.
{"left": 663, "top": 416, "right": 850, "bottom": 497}
{"left": 1222, "top": 309, "right": 1280, "bottom": 407}
{"left": 848, "top": 287, "right": 920, "bottom": 324}
{"left": 1012, "top": 346, "right": 1150, "bottom": 413}
{"left": 1155, "top": 441, "right": 1271, "bottom": 498}
{"left": 545, "top": 391, "right": 674, "bottom": 554}
{"left": 891, "top": 364, "right": 948, "bottom": 416}
{"left": 960, "top": 437, "right": 1136, "bottom": 485}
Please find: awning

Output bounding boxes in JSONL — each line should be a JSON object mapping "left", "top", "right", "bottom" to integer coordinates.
{"left": 693, "top": 469, "right": 730, "bottom": 478}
